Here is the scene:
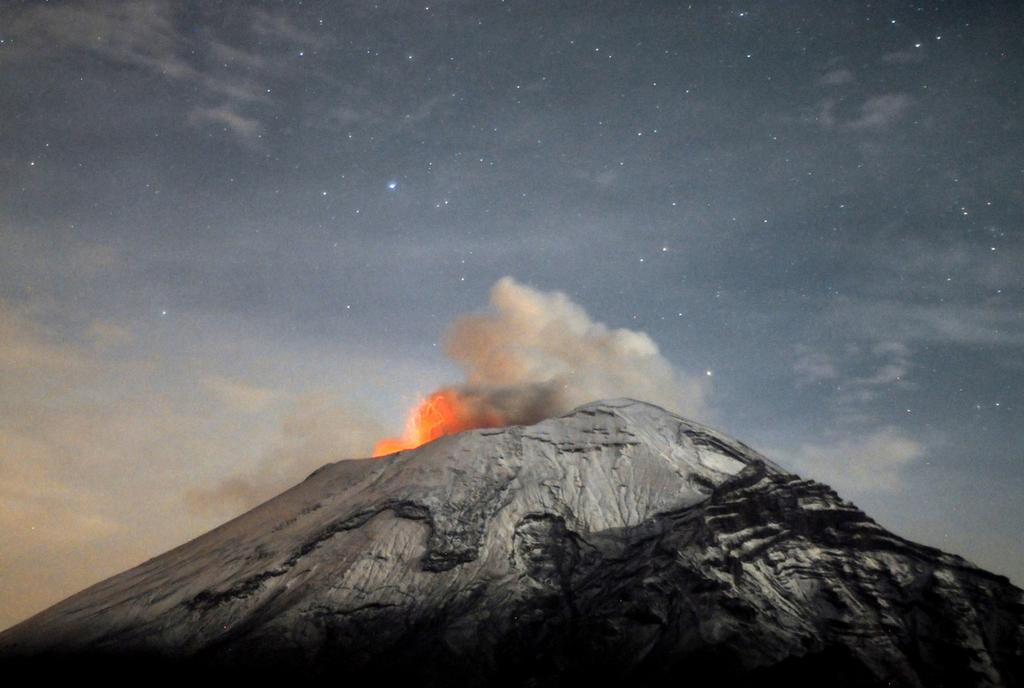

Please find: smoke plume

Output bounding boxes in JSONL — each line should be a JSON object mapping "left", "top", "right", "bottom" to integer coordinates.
{"left": 375, "top": 277, "right": 710, "bottom": 453}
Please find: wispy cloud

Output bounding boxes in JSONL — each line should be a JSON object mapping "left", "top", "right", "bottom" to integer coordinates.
{"left": 794, "top": 340, "right": 911, "bottom": 397}
{"left": 787, "top": 339, "right": 922, "bottom": 483}
{"left": 185, "top": 393, "right": 384, "bottom": 519}
{"left": 817, "top": 93, "right": 914, "bottom": 131}
{"left": 249, "top": 8, "right": 323, "bottom": 47}
{"left": 781, "top": 427, "right": 925, "bottom": 493}
{"left": 846, "top": 94, "right": 915, "bottom": 129}
{"left": 818, "top": 68, "right": 854, "bottom": 86}
{"left": 1, "top": 1, "right": 322, "bottom": 148}
{"left": 1, "top": 1, "right": 263, "bottom": 100}
{"left": 792, "top": 346, "right": 841, "bottom": 384}
{"left": 592, "top": 169, "right": 620, "bottom": 186}
{"left": 188, "top": 105, "right": 265, "bottom": 146}
{"left": 0, "top": 300, "right": 91, "bottom": 375}
{"left": 1, "top": 1, "right": 188, "bottom": 76}
{"left": 311, "top": 94, "right": 449, "bottom": 139}
{"left": 805, "top": 227, "right": 1022, "bottom": 350}
{"left": 826, "top": 296, "right": 1024, "bottom": 347}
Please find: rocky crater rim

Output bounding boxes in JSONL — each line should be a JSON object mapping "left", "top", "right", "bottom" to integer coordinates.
{"left": 369, "top": 397, "right": 771, "bottom": 464}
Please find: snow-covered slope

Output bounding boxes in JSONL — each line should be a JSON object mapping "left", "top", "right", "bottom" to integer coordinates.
{"left": 2, "top": 399, "right": 1022, "bottom": 687}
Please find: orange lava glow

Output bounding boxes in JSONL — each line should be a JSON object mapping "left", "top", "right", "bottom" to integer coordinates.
{"left": 373, "top": 390, "right": 486, "bottom": 457}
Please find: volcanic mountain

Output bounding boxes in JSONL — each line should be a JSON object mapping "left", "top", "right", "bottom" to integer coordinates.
{"left": 2, "top": 399, "right": 1022, "bottom": 686}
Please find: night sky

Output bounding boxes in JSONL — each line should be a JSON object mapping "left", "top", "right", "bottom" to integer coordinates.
{"left": 1, "top": 0, "right": 1022, "bottom": 630}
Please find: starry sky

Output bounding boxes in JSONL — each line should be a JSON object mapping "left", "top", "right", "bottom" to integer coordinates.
{"left": 1, "top": 0, "right": 1022, "bottom": 630}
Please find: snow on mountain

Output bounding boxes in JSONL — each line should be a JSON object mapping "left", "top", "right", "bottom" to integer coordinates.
{"left": 2, "top": 399, "right": 1022, "bottom": 687}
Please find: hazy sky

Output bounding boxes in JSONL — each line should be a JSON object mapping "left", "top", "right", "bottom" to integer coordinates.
{"left": 1, "top": 0, "right": 1021, "bottom": 630}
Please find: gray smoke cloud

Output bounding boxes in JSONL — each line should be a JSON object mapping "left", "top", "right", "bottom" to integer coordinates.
{"left": 431, "top": 276, "right": 710, "bottom": 429}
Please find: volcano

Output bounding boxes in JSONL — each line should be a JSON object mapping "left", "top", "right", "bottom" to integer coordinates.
{"left": 2, "top": 399, "right": 1022, "bottom": 686}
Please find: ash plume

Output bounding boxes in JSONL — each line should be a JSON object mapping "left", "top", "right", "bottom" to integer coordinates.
{"left": 432, "top": 276, "right": 710, "bottom": 428}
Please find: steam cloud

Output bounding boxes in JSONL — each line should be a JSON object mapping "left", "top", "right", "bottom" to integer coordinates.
{"left": 430, "top": 276, "right": 710, "bottom": 428}
{"left": 199, "top": 277, "right": 711, "bottom": 513}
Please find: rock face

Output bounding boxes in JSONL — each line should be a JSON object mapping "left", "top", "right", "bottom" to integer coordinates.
{"left": 2, "top": 399, "right": 1022, "bottom": 686}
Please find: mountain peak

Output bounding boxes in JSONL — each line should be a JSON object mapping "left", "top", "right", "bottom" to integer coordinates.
{"left": 3, "top": 399, "right": 1022, "bottom": 687}
{"left": 565, "top": 396, "right": 671, "bottom": 413}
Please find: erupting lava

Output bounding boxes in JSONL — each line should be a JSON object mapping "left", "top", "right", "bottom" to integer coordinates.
{"left": 373, "top": 389, "right": 498, "bottom": 457}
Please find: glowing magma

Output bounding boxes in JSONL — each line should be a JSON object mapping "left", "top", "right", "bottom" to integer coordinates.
{"left": 373, "top": 390, "right": 500, "bottom": 457}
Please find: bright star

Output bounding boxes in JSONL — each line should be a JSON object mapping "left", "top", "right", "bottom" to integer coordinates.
{"left": 387, "top": 181, "right": 398, "bottom": 190}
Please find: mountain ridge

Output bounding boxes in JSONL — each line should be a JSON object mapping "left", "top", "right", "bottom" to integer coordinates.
{"left": 3, "top": 398, "right": 1022, "bottom": 687}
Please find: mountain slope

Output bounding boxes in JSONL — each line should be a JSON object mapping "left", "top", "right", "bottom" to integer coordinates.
{"left": 2, "top": 399, "right": 1022, "bottom": 687}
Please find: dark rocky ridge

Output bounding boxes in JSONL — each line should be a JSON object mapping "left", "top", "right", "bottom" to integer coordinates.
{"left": 2, "top": 399, "right": 1022, "bottom": 687}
